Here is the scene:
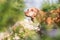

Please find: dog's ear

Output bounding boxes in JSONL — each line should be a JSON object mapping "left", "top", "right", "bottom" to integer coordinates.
{"left": 35, "top": 8, "right": 39, "bottom": 13}
{"left": 32, "top": 8, "right": 39, "bottom": 13}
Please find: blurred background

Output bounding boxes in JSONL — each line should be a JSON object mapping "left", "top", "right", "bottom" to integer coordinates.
{"left": 0, "top": 0, "right": 60, "bottom": 40}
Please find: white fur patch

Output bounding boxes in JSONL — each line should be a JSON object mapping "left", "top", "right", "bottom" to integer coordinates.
{"left": 28, "top": 12, "right": 35, "bottom": 16}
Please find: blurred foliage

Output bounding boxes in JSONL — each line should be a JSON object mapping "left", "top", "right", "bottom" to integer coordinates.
{"left": 41, "top": 1, "right": 60, "bottom": 12}
{"left": 3, "top": 25, "right": 41, "bottom": 40}
{"left": 0, "top": 0, "right": 25, "bottom": 31}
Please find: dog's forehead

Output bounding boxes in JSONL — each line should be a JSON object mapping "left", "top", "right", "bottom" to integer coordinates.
{"left": 28, "top": 8, "right": 38, "bottom": 11}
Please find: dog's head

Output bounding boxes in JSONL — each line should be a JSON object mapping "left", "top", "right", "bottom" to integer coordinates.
{"left": 25, "top": 7, "right": 39, "bottom": 19}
